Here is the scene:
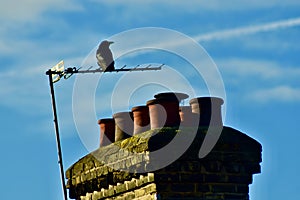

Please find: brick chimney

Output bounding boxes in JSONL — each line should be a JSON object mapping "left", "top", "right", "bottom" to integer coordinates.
{"left": 66, "top": 93, "right": 262, "bottom": 200}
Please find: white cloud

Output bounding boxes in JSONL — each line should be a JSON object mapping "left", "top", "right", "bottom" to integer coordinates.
{"left": 0, "top": 0, "right": 82, "bottom": 22}
{"left": 0, "top": 66, "right": 49, "bottom": 110}
{"left": 217, "top": 58, "right": 300, "bottom": 80}
{"left": 93, "top": 0, "right": 300, "bottom": 11}
{"left": 214, "top": 58, "right": 300, "bottom": 103}
{"left": 250, "top": 86, "right": 300, "bottom": 103}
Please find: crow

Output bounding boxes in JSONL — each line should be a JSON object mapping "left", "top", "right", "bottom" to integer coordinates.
{"left": 96, "top": 40, "right": 115, "bottom": 72}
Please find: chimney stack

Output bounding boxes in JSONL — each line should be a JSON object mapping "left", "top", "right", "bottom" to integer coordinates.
{"left": 67, "top": 92, "right": 262, "bottom": 200}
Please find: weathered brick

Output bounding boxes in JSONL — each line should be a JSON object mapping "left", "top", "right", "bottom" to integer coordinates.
{"left": 84, "top": 192, "right": 92, "bottom": 200}
{"left": 156, "top": 183, "right": 170, "bottom": 191}
{"left": 236, "top": 185, "right": 249, "bottom": 193}
{"left": 244, "top": 163, "right": 261, "bottom": 174}
{"left": 89, "top": 169, "right": 97, "bottom": 180}
{"left": 224, "top": 193, "right": 249, "bottom": 200}
{"left": 102, "top": 166, "right": 109, "bottom": 175}
{"left": 164, "top": 162, "right": 181, "bottom": 172}
{"left": 156, "top": 173, "right": 179, "bottom": 182}
{"left": 76, "top": 176, "right": 81, "bottom": 184}
{"left": 135, "top": 188, "right": 146, "bottom": 197}
{"left": 125, "top": 157, "right": 132, "bottom": 168}
{"left": 92, "top": 191, "right": 101, "bottom": 200}
{"left": 137, "top": 194, "right": 156, "bottom": 200}
{"left": 144, "top": 183, "right": 156, "bottom": 194}
{"left": 195, "top": 184, "right": 210, "bottom": 192}
{"left": 118, "top": 160, "right": 126, "bottom": 169}
{"left": 204, "top": 193, "right": 224, "bottom": 200}
{"left": 115, "top": 183, "right": 127, "bottom": 194}
{"left": 180, "top": 173, "right": 204, "bottom": 182}
{"left": 87, "top": 160, "right": 96, "bottom": 170}
{"left": 85, "top": 171, "right": 92, "bottom": 181}
{"left": 125, "top": 179, "right": 137, "bottom": 190}
{"left": 147, "top": 173, "right": 154, "bottom": 182}
{"left": 124, "top": 191, "right": 135, "bottom": 200}
{"left": 159, "top": 191, "right": 204, "bottom": 199}
{"left": 171, "top": 183, "right": 195, "bottom": 192}
{"left": 180, "top": 161, "right": 202, "bottom": 171}
{"left": 211, "top": 183, "right": 236, "bottom": 193}
{"left": 204, "top": 174, "right": 227, "bottom": 183}
{"left": 228, "top": 175, "right": 252, "bottom": 184}
{"left": 203, "top": 161, "right": 223, "bottom": 172}
{"left": 107, "top": 185, "right": 115, "bottom": 197}
{"left": 71, "top": 178, "right": 76, "bottom": 186}
{"left": 224, "top": 163, "right": 240, "bottom": 173}
{"left": 107, "top": 153, "right": 119, "bottom": 163}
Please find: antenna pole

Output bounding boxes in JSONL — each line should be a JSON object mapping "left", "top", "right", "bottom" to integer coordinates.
{"left": 44, "top": 62, "right": 162, "bottom": 199}
{"left": 46, "top": 70, "right": 68, "bottom": 200}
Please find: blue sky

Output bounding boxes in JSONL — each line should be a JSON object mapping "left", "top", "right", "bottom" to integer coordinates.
{"left": 0, "top": 0, "right": 300, "bottom": 199}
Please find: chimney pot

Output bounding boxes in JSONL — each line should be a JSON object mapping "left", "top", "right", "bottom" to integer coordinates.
{"left": 147, "top": 92, "right": 189, "bottom": 129}
{"left": 189, "top": 97, "right": 224, "bottom": 126}
{"left": 131, "top": 105, "right": 150, "bottom": 135}
{"left": 154, "top": 92, "right": 189, "bottom": 101}
{"left": 113, "top": 111, "right": 134, "bottom": 142}
{"left": 97, "top": 118, "right": 115, "bottom": 147}
{"left": 179, "top": 106, "right": 199, "bottom": 127}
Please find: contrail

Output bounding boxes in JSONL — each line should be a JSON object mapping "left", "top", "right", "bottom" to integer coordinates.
{"left": 112, "top": 17, "right": 300, "bottom": 58}
{"left": 194, "top": 17, "right": 300, "bottom": 42}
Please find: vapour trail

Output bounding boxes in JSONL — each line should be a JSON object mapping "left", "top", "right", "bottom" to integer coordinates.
{"left": 110, "top": 17, "right": 300, "bottom": 60}
{"left": 194, "top": 17, "right": 300, "bottom": 42}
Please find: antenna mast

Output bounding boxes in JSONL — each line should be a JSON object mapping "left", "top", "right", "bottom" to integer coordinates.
{"left": 45, "top": 61, "right": 162, "bottom": 200}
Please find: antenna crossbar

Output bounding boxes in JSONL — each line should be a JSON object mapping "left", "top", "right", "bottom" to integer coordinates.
{"left": 46, "top": 64, "right": 163, "bottom": 78}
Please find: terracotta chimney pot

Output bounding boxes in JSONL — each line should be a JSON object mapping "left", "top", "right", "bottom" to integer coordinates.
{"left": 179, "top": 106, "right": 199, "bottom": 126}
{"left": 113, "top": 111, "right": 134, "bottom": 142}
{"left": 131, "top": 105, "right": 150, "bottom": 135}
{"left": 97, "top": 118, "right": 115, "bottom": 147}
{"left": 189, "top": 97, "right": 224, "bottom": 127}
{"left": 147, "top": 92, "right": 188, "bottom": 129}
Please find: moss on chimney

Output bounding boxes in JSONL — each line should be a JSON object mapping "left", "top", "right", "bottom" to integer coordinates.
{"left": 66, "top": 127, "right": 261, "bottom": 200}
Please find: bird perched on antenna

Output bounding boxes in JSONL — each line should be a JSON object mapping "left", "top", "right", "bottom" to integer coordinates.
{"left": 96, "top": 40, "right": 115, "bottom": 72}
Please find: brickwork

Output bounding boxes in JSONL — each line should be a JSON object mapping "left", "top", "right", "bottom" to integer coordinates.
{"left": 79, "top": 174, "right": 157, "bottom": 200}
{"left": 66, "top": 126, "right": 262, "bottom": 200}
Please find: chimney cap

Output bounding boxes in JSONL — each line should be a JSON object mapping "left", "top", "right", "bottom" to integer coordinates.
{"left": 154, "top": 92, "right": 189, "bottom": 101}
{"left": 189, "top": 97, "right": 224, "bottom": 105}
{"left": 97, "top": 118, "right": 114, "bottom": 124}
{"left": 113, "top": 111, "right": 133, "bottom": 118}
{"left": 131, "top": 105, "right": 149, "bottom": 112}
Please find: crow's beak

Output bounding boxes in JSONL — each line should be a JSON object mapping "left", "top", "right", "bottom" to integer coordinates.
{"left": 108, "top": 41, "right": 114, "bottom": 45}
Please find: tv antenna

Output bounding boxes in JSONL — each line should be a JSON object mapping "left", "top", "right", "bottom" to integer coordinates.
{"left": 45, "top": 60, "right": 162, "bottom": 200}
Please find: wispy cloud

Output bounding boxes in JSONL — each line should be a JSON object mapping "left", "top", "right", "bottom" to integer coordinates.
{"left": 0, "top": 0, "right": 82, "bottom": 22}
{"left": 216, "top": 58, "right": 300, "bottom": 103}
{"left": 217, "top": 58, "right": 300, "bottom": 80}
{"left": 249, "top": 86, "right": 300, "bottom": 103}
{"left": 96, "top": 0, "right": 300, "bottom": 11}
